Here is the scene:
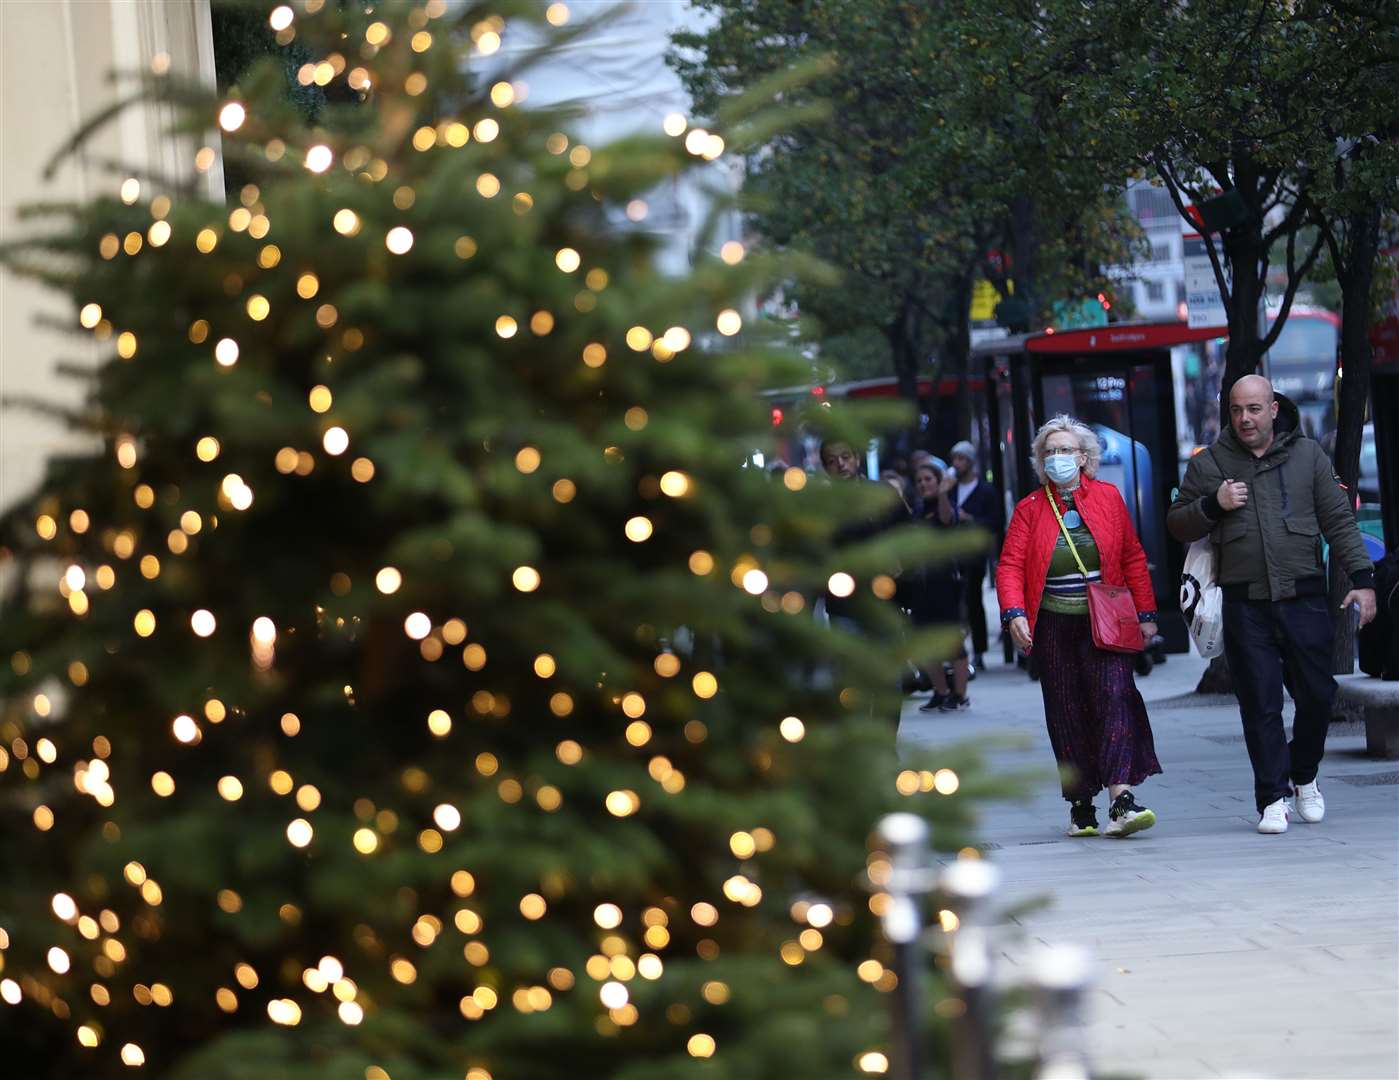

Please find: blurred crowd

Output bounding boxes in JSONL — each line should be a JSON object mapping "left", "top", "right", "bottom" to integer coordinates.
{"left": 814, "top": 437, "right": 1003, "bottom": 714}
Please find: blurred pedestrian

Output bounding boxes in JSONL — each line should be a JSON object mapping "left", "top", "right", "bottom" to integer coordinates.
{"left": 1168, "top": 375, "right": 1376, "bottom": 834}
{"left": 821, "top": 439, "right": 863, "bottom": 483}
{"left": 996, "top": 415, "right": 1161, "bottom": 838}
{"left": 881, "top": 468, "right": 914, "bottom": 510}
{"left": 911, "top": 449, "right": 948, "bottom": 474}
{"left": 949, "top": 440, "right": 1002, "bottom": 672}
{"left": 821, "top": 438, "right": 910, "bottom": 727}
{"left": 911, "top": 462, "right": 970, "bottom": 711}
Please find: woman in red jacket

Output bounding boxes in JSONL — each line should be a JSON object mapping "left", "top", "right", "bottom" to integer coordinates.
{"left": 996, "top": 415, "right": 1162, "bottom": 838}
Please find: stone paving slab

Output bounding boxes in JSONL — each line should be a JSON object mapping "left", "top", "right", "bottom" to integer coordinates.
{"left": 900, "top": 639, "right": 1399, "bottom": 1080}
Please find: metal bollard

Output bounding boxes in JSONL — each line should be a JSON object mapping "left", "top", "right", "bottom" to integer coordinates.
{"left": 873, "top": 813, "right": 938, "bottom": 1080}
{"left": 1029, "top": 944, "right": 1094, "bottom": 1080}
{"left": 939, "top": 858, "right": 1002, "bottom": 1080}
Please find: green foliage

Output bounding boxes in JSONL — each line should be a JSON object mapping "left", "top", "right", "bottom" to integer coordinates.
{"left": 817, "top": 328, "right": 894, "bottom": 384}
{"left": 0, "top": 1, "right": 1000, "bottom": 1077}
{"left": 1028, "top": 0, "right": 1399, "bottom": 384}
{"left": 668, "top": 0, "right": 1144, "bottom": 390}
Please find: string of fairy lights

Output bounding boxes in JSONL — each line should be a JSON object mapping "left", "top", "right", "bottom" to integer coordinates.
{"left": 0, "top": 2, "right": 969, "bottom": 1075}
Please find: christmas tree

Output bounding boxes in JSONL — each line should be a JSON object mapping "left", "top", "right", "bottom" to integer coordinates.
{"left": 0, "top": 2, "right": 989, "bottom": 1076}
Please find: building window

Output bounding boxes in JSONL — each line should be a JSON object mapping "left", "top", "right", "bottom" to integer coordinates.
{"left": 1131, "top": 186, "right": 1176, "bottom": 223}
{"left": 1145, "top": 280, "right": 1165, "bottom": 302}
{"left": 1151, "top": 242, "right": 1173, "bottom": 263}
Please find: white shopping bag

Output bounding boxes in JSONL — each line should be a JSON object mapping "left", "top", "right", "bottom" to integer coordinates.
{"left": 1179, "top": 538, "right": 1225, "bottom": 658}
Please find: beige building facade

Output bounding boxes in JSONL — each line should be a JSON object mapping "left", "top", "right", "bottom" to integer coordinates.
{"left": 0, "top": 0, "right": 220, "bottom": 510}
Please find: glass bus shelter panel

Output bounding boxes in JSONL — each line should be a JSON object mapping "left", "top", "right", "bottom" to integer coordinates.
{"left": 1171, "top": 337, "right": 1228, "bottom": 457}
{"left": 990, "top": 354, "right": 1038, "bottom": 501}
{"left": 1038, "top": 356, "right": 1185, "bottom": 651}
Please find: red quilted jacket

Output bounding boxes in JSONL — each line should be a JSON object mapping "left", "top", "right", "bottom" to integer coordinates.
{"left": 995, "top": 476, "right": 1157, "bottom": 636}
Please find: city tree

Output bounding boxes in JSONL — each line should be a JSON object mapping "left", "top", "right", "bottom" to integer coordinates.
{"left": 668, "top": 0, "right": 1142, "bottom": 427}
{"left": 1043, "top": 0, "right": 1398, "bottom": 409}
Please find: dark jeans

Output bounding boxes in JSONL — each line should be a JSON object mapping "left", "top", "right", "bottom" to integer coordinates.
{"left": 962, "top": 563, "right": 988, "bottom": 658}
{"left": 1222, "top": 595, "right": 1337, "bottom": 813}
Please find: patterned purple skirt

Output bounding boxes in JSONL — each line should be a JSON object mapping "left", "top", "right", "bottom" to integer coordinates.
{"left": 1035, "top": 609, "right": 1162, "bottom": 801}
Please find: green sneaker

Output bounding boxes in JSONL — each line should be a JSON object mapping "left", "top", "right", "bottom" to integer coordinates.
{"left": 1104, "top": 791, "right": 1156, "bottom": 838}
{"left": 1067, "top": 800, "right": 1099, "bottom": 837}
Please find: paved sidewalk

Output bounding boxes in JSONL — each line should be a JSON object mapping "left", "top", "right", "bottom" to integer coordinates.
{"left": 900, "top": 647, "right": 1399, "bottom": 1080}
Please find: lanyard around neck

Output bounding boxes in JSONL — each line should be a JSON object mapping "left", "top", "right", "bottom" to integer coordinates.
{"left": 1045, "top": 485, "right": 1091, "bottom": 580}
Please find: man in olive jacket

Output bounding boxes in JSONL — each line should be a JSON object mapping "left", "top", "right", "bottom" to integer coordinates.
{"left": 1168, "top": 375, "right": 1376, "bottom": 834}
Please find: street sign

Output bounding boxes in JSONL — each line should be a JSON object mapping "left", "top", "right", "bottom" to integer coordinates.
{"left": 1183, "top": 233, "right": 1227, "bottom": 328}
{"left": 970, "top": 279, "right": 1001, "bottom": 322}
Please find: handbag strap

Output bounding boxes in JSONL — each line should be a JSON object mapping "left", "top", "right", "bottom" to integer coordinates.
{"left": 1044, "top": 485, "right": 1092, "bottom": 581}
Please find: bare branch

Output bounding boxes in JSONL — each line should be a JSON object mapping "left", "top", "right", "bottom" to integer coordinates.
{"left": 1317, "top": 212, "right": 1346, "bottom": 286}
{"left": 1260, "top": 229, "right": 1326, "bottom": 352}
{"left": 1155, "top": 155, "right": 1231, "bottom": 307}
{"left": 1263, "top": 196, "right": 1311, "bottom": 247}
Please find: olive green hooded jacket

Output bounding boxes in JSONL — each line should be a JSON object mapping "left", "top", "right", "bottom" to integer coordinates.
{"left": 1167, "top": 394, "right": 1374, "bottom": 601}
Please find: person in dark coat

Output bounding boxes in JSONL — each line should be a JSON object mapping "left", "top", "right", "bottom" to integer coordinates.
{"left": 949, "top": 440, "right": 1002, "bottom": 670}
{"left": 819, "top": 439, "right": 910, "bottom": 624}
{"left": 911, "top": 462, "right": 971, "bottom": 711}
{"left": 1168, "top": 376, "right": 1376, "bottom": 834}
{"left": 820, "top": 438, "right": 910, "bottom": 728}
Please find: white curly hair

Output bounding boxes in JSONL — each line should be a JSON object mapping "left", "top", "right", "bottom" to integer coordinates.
{"left": 1030, "top": 414, "right": 1101, "bottom": 485}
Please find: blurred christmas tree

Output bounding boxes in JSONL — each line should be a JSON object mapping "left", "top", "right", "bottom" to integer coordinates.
{"left": 0, "top": 2, "right": 990, "bottom": 1077}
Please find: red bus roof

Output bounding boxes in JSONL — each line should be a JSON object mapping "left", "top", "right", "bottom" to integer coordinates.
{"left": 1024, "top": 322, "right": 1227, "bottom": 354}
{"left": 1018, "top": 310, "right": 1335, "bottom": 356}
{"left": 1266, "top": 304, "right": 1339, "bottom": 327}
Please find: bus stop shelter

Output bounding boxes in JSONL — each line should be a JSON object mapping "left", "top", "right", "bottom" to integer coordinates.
{"left": 973, "top": 323, "right": 1229, "bottom": 654}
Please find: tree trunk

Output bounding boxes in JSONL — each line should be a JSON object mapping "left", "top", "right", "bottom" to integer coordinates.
{"left": 1194, "top": 214, "right": 1268, "bottom": 698}
{"left": 888, "top": 300, "right": 920, "bottom": 406}
{"left": 892, "top": 337, "right": 919, "bottom": 408}
{"left": 1008, "top": 194, "right": 1040, "bottom": 327}
{"left": 1218, "top": 228, "right": 1267, "bottom": 413}
{"left": 948, "top": 270, "right": 975, "bottom": 442}
{"left": 1328, "top": 204, "right": 1380, "bottom": 675}
{"left": 886, "top": 304, "right": 922, "bottom": 459}
{"left": 1332, "top": 206, "right": 1380, "bottom": 496}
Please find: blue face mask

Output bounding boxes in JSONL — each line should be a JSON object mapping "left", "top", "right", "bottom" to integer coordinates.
{"left": 1044, "top": 453, "right": 1080, "bottom": 486}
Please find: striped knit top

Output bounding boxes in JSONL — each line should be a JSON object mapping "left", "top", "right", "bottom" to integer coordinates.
{"left": 1040, "top": 499, "right": 1101, "bottom": 615}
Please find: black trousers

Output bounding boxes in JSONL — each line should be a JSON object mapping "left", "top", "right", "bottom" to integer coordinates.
{"left": 1222, "top": 595, "right": 1337, "bottom": 813}
{"left": 961, "top": 561, "right": 988, "bottom": 658}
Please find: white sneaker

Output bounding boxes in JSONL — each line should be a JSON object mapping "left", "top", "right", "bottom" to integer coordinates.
{"left": 1257, "top": 797, "right": 1290, "bottom": 834}
{"left": 1293, "top": 780, "right": 1325, "bottom": 823}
